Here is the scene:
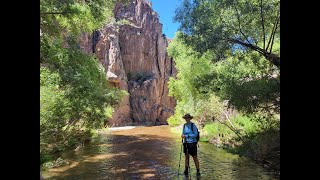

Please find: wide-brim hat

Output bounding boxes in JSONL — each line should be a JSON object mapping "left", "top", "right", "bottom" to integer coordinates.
{"left": 182, "top": 113, "right": 193, "bottom": 119}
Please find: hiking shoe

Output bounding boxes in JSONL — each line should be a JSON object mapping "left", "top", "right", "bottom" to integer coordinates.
{"left": 196, "top": 172, "right": 201, "bottom": 177}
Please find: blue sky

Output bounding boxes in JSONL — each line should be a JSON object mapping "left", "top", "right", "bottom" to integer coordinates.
{"left": 149, "top": 0, "right": 182, "bottom": 39}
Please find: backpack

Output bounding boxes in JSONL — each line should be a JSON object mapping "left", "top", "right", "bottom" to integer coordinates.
{"left": 183, "top": 122, "right": 200, "bottom": 142}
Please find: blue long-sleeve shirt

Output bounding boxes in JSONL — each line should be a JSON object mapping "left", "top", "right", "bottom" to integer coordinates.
{"left": 182, "top": 122, "right": 198, "bottom": 143}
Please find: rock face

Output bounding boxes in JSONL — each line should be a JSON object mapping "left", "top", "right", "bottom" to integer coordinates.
{"left": 80, "top": 0, "right": 176, "bottom": 126}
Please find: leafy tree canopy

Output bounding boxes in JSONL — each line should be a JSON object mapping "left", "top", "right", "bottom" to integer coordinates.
{"left": 174, "top": 0, "right": 280, "bottom": 68}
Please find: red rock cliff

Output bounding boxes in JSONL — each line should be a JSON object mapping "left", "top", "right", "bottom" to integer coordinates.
{"left": 80, "top": 0, "right": 176, "bottom": 126}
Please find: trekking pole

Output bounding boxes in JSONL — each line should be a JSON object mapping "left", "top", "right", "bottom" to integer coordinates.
{"left": 178, "top": 138, "right": 183, "bottom": 177}
{"left": 185, "top": 142, "right": 191, "bottom": 179}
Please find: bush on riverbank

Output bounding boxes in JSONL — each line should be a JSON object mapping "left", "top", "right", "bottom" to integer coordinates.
{"left": 167, "top": 113, "right": 184, "bottom": 127}
{"left": 40, "top": 127, "right": 100, "bottom": 168}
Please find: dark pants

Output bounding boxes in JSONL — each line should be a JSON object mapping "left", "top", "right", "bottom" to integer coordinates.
{"left": 183, "top": 142, "right": 197, "bottom": 156}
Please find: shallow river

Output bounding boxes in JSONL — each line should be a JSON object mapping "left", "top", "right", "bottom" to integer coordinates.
{"left": 42, "top": 125, "right": 277, "bottom": 180}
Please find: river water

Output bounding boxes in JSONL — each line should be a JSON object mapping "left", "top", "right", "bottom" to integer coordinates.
{"left": 42, "top": 125, "right": 277, "bottom": 180}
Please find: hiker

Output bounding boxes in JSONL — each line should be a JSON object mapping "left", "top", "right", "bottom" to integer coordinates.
{"left": 181, "top": 113, "right": 200, "bottom": 177}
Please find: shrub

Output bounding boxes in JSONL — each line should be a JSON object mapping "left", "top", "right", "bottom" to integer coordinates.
{"left": 167, "top": 113, "right": 184, "bottom": 127}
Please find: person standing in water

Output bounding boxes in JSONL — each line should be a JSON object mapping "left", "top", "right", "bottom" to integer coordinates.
{"left": 181, "top": 113, "right": 200, "bottom": 177}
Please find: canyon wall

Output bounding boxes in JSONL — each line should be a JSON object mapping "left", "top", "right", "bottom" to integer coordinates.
{"left": 80, "top": 0, "right": 176, "bottom": 126}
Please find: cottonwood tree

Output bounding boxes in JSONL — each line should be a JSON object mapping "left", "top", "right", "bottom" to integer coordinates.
{"left": 174, "top": 0, "right": 280, "bottom": 68}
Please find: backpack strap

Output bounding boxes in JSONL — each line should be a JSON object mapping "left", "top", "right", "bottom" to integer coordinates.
{"left": 183, "top": 123, "right": 187, "bottom": 135}
{"left": 191, "top": 123, "right": 194, "bottom": 133}
{"left": 184, "top": 123, "right": 197, "bottom": 136}
{"left": 191, "top": 123, "right": 200, "bottom": 147}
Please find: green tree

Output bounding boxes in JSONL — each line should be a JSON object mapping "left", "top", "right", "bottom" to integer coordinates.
{"left": 192, "top": 51, "right": 280, "bottom": 114}
{"left": 40, "top": 0, "right": 115, "bottom": 37}
{"left": 174, "top": 0, "right": 280, "bottom": 68}
{"left": 40, "top": 0, "right": 129, "bottom": 163}
{"left": 168, "top": 32, "right": 279, "bottom": 115}
{"left": 169, "top": 1, "right": 280, "bottom": 173}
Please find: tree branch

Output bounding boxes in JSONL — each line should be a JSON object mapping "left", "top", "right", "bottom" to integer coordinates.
{"left": 227, "top": 38, "right": 280, "bottom": 68}
{"left": 269, "top": 15, "right": 280, "bottom": 54}
{"left": 215, "top": 113, "right": 263, "bottom": 157}
{"left": 234, "top": 3, "right": 251, "bottom": 44}
{"left": 212, "top": 117, "right": 257, "bottom": 152}
{"left": 260, "top": 0, "right": 266, "bottom": 49}
{"left": 266, "top": 10, "right": 280, "bottom": 52}
{"left": 228, "top": 38, "right": 264, "bottom": 54}
{"left": 222, "top": 110, "right": 235, "bottom": 129}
